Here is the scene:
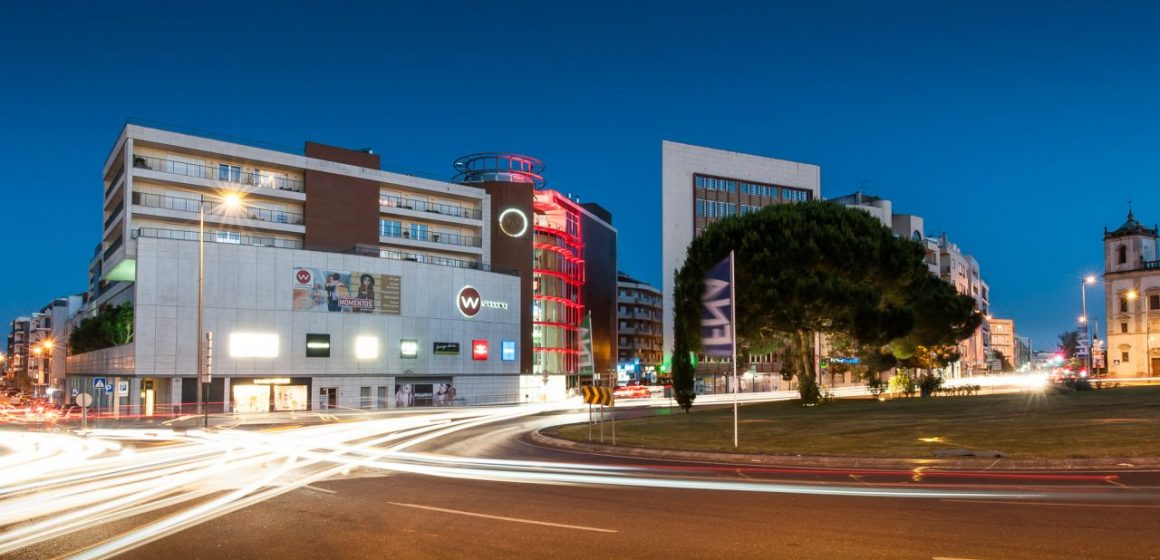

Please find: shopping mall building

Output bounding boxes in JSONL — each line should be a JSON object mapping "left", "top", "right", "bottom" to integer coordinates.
{"left": 65, "top": 123, "right": 614, "bottom": 415}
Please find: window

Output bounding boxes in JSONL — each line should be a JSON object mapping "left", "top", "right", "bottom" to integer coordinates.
{"left": 695, "top": 199, "right": 705, "bottom": 217}
{"left": 379, "top": 219, "right": 401, "bottom": 237}
{"left": 1150, "top": 295, "right": 1159, "bottom": 311}
{"left": 360, "top": 387, "right": 372, "bottom": 410}
{"left": 1121, "top": 297, "right": 1130, "bottom": 313}
{"left": 1122, "top": 322, "right": 1129, "bottom": 333}
{"left": 215, "top": 231, "right": 241, "bottom": 244}
{"left": 1118, "top": 245, "right": 1127, "bottom": 264}
{"left": 1122, "top": 351, "right": 1130, "bottom": 363}
{"left": 410, "top": 223, "right": 428, "bottom": 241}
{"left": 218, "top": 164, "right": 242, "bottom": 182}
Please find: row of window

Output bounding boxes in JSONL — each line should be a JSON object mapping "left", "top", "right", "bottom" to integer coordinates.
{"left": 1118, "top": 294, "right": 1160, "bottom": 312}
{"left": 695, "top": 175, "right": 738, "bottom": 192}
{"left": 695, "top": 199, "right": 736, "bottom": 218}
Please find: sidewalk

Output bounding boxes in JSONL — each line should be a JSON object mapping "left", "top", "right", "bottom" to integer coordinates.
{"left": 530, "top": 429, "right": 1160, "bottom": 471}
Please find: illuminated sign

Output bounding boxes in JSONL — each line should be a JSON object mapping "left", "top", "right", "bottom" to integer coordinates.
{"left": 229, "top": 333, "right": 279, "bottom": 358}
{"left": 252, "top": 378, "right": 291, "bottom": 385}
{"left": 433, "top": 342, "right": 460, "bottom": 355}
{"left": 400, "top": 339, "right": 419, "bottom": 359}
{"left": 472, "top": 339, "right": 489, "bottom": 361}
{"left": 457, "top": 285, "right": 508, "bottom": 318}
{"left": 355, "top": 336, "right": 379, "bottom": 360}
{"left": 499, "top": 208, "right": 529, "bottom": 238}
{"left": 305, "top": 333, "right": 330, "bottom": 357}
{"left": 501, "top": 340, "right": 516, "bottom": 361}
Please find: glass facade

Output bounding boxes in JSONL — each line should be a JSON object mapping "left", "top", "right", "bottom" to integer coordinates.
{"left": 532, "top": 191, "right": 584, "bottom": 375}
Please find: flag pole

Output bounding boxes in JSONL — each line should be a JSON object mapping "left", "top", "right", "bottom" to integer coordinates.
{"left": 731, "top": 249, "right": 738, "bottom": 448}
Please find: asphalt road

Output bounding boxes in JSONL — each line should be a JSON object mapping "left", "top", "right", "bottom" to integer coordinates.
{"left": 56, "top": 406, "right": 1160, "bottom": 560}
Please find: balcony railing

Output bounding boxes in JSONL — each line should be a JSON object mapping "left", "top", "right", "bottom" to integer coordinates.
{"left": 102, "top": 237, "right": 123, "bottom": 260}
{"left": 344, "top": 245, "right": 517, "bottom": 276}
{"left": 380, "top": 194, "right": 482, "bottom": 220}
{"left": 380, "top": 227, "right": 482, "bottom": 248}
{"left": 134, "top": 227, "right": 304, "bottom": 249}
{"left": 132, "top": 154, "right": 305, "bottom": 193}
{"left": 104, "top": 200, "right": 124, "bottom": 231}
{"left": 132, "top": 192, "right": 304, "bottom": 226}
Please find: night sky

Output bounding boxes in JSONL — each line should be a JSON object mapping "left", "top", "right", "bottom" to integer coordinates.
{"left": 3, "top": 0, "right": 1159, "bottom": 349}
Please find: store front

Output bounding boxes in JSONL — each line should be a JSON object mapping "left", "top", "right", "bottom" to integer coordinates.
{"left": 230, "top": 377, "right": 312, "bottom": 413}
{"left": 394, "top": 377, "right": 456, "bottom": 408}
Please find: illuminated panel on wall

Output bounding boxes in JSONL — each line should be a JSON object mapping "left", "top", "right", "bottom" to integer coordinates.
{"left": 400, "top": 339, "right": 419, "bottom": 359}
{"left": 472, "top": 339, "right": 489, "bottom": 360}
{"left": 355, "top": 336, "right": 379, "bottom": 360}
{"left": 229, "top": 333, "right": 279, "bottom": 358}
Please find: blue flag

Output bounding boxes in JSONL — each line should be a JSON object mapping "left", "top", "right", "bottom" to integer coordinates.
{"left": 701, "top": 255, "right": 734, "bottom": 358}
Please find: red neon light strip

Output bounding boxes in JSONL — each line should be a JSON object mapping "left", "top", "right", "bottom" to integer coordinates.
{"left": 533, "top": 295, "right": 584, "bottom": 307}
{"left": 532, "top": 320, "right": 580, "bottom": 331}
{"left": 533, "top": 268, "right": 584, "bottom": 285}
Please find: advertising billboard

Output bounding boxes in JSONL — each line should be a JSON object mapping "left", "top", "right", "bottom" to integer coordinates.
{"left": 292, "top": 267, "right": 401, "bottom": 314}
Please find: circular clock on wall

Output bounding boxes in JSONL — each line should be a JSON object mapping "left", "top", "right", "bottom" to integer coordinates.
{"left": 499, "top": 208, "right": 529, "bottom": 238}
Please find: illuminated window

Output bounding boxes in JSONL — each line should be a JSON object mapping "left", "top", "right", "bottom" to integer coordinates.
{"left": 305, "top": 333, "right": 330, "bottom": 358}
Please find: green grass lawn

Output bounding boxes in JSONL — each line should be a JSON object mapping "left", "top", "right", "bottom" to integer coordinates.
{"left": 548, "top": 385, "right": 1160, "bottom": 459}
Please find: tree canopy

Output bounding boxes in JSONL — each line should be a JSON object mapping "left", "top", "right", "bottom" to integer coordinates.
{"left": 672, "top": 201, "right": 981, "bottom": 407}
{"left": 68, "top": 303, "right": 134, "bottom": 355}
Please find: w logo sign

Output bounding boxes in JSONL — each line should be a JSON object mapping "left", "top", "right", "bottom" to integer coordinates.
{"left": 457, "top": 286, "right": 482, "bottom": 317}
{"left": 295, "top": 269, "right": 312, "bottom": 285}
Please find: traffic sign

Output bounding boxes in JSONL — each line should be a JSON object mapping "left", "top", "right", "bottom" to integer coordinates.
{"left": 117, "top": 381, "right": 128, "bottom": 394}
{"left": 76, "top": 393, "right": 93, "bottom": 407}
{"left": 582, "top": 385, "right": 613, "bottom": 406}
{"left": 92, "top": 377, "right": 108, "bottom": 390}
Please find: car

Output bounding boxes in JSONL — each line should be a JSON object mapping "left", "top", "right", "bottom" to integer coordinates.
{"left": 614, "top": 385, "right": 652, "bottom": 399}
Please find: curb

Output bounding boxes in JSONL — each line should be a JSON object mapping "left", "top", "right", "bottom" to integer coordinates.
{"left": 529, "top": 430, "right": 1160, "bottom": 471}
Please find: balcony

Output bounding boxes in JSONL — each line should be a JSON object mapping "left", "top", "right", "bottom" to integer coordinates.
{"left": 344, "top": 245, "right": 518, "bottom": 276}
{"left": 380, "top": 194, "right": 482, "bottom": 220}
{"left": 380, "top": 227, "right": 482, "bottom": 249}
{"left": 102, "top": 236, "right": 123, "bottom": 261}
{"left": 132, "top": 192, "right": 304, "bottom": 226}
{"left": 104, "top": 200, "right": 124, "bottom": 232}
{"left": 132, "top": 154, "right": 305, "bottom": 193}
{"left": 134, "top": 227, "right": 304, "bottom": 249}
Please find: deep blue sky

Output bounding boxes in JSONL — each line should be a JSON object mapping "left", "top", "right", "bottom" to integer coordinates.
{"left": 3, "top": 0, "right": 1158, "bottom": 349}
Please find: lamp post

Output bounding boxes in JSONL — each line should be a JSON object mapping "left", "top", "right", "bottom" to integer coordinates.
{"left": 1079, "top": 275, "right": 1097, "bottom": 375}
{"left": 198, "top": 192, "right": 242, "bottom": 428}
{"left": 1126, "top": 289, "right": 1148, "bottom": 376}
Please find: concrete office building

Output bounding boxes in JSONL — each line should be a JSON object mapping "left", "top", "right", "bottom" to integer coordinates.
{"left": 66, "top": 124, "right": 526, "bottom": 415}
{"left": 660, "top": 141, "right": 820, "bottom": 391}
{"left": 5, "top": 317, "right": 32, "bottom": 390}
{"left": 616, "top": 271, "right": 662, "bottom": 381}
{"left": 1102, "top": 209, "right": 1160, "bottom": 377}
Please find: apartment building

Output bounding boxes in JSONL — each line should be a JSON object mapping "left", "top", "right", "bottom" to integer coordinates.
{"left": 616, "top": 271, "right": 662, "bottom": 382}
{"left": 988, "top": 318, "right": 1015, "bottom": 371}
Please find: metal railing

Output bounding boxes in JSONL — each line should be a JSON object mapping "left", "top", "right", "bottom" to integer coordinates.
{"left": 132, "top": 154, "right": 305, "bottom": 193}
{"left": 102, "top": 237, "right": 123, "bottom": 260}
{"left": 379, "top": 226, "right": 482, "bottom": 248}
{"left": 104, "top": 200, "right": 124, "bottom": 231}
{"left": 134, "top": 227, "right": 304, "bottom": 249}
{"left": 344, "top": 246, "right": 517, "bottom": 276}
{"left": 132, "top": 192, "right": 304, "bottom": 225}
{"left": 380, "top": 194, "right": 482, "bottom": 220}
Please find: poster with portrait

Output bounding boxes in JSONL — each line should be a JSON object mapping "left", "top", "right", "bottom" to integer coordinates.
{"left": 274, "top": 385, "right": 308, "bottom": 412}
{"left": 292, "top": 267, "right": 400, "bottom": 314}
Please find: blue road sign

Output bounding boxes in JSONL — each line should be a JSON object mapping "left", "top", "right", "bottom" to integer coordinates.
{"left": 93, "top": 377, "right": 108, "bottom": 390}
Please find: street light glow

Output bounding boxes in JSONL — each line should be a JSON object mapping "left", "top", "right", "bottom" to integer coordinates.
{"left": 221, "top": 192, "right": 243, "bottom": 210}
{"left": 1084, "top": 275, "right": 1097, "bottom": 285}
{"left": 1126, "top": 289, "right": 1139, "bottom": 301}
{"left": 1078, "top": 315, "right": 1087, "bottom": 323}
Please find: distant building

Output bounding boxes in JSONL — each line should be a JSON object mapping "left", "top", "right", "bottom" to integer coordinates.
{"left": 1102, "top": 209, "right": 1160, "bottom": 377}
{"left": 660, "top": 141, "right": 821, "bottom": 393}
{"left": 987, "top": 318, "right": 1015, "bottom": 371}
{"left": 616, "top": 271, "right": 662, "bottom": 382}
{"left": 1015, "top": 336, "right": 1031, "bottom": 369}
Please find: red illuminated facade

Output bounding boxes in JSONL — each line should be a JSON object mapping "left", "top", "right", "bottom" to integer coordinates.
{"left": 532, "top": 190, "right": 585, "bottom": 376}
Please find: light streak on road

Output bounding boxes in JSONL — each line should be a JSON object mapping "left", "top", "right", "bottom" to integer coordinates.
{"left": 0, "top": 396, "right": 1153, "bottom": 558}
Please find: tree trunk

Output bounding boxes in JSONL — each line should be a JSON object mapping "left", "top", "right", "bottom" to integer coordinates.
{"left": 795, "top": 329, "right": 821, "bottom": 404}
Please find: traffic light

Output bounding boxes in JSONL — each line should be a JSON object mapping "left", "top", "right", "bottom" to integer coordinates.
{"left": 820, "top": 357, "right": 829, "bottom": 369}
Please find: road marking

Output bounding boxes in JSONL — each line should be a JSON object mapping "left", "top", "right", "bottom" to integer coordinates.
{"left": 943, "top": 499, "right": 1160, "bottom": 509}
{"left": 304, "top": 485, "right": 336, "bottom": 494}
{"left": 387, "top": 502, "right": 618, "bottom": 533}
{"left": 932, "top": 557, "right": 980, "bottom": 560}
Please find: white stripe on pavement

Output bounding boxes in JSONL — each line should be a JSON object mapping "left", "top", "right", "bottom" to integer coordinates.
{"left": 387, "top": 502, "right": 618, "bottom": 533}
{"left": 942, "top": 499, "right": 1160, "bottom": 509}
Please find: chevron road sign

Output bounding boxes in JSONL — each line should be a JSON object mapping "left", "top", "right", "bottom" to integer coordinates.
{"left": 581, "top": 385, "right": 614, "bottom": 406}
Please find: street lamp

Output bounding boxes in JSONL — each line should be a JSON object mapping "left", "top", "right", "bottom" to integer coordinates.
{"left": 1080, "top": 275, "right": 1097, "bottom": 375}
{"left": 198, "top": 192, "right": 244, "bottom": 427}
